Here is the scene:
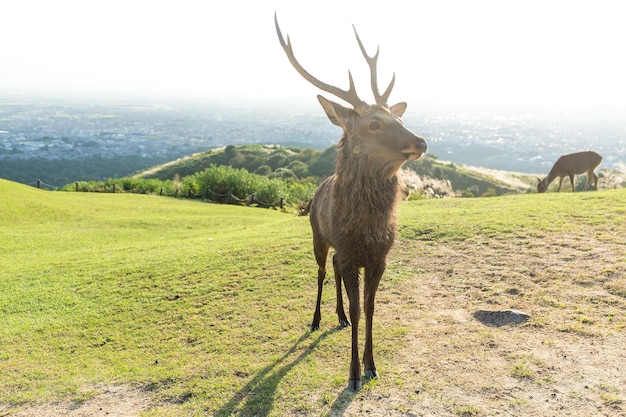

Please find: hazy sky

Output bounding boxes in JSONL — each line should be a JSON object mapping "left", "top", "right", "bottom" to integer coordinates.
{"left": 2, "top": 0, "right": 625, "bottom": 109}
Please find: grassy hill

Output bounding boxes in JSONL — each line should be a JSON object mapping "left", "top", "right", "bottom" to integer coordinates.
{"left": 1, "top": 178, "right": 624, "bottom": 416}
{"left": 131, "top": 144, "right": 539, "bottom": 197}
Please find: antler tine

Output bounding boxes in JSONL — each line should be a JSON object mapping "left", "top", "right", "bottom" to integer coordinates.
{"left": 352, "top": 25, "right": 395, "bottom": 106}
{"left": 275, "top": 13, "right": 363, "bottom": 108}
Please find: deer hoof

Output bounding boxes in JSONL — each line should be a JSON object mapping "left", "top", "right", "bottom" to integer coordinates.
{"left": 364, "top": 369, "right": 379, "bottom": 379}
{"left": 338, "top": 319, "right": 350, "bottom": 328}
{"left": 310, "top": 324, "right": 320, "bottom": 331}
{"left": 349, "top": 379, "right": 362, "bottom": 391}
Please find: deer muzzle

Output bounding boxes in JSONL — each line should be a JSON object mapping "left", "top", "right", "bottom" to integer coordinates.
{"left": 401, "top": 136, "right": 427, "bottom": 160}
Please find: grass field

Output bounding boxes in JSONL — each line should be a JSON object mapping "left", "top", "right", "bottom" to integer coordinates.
{"left": 1, "top": 178, "right": 624, "bottom": 416}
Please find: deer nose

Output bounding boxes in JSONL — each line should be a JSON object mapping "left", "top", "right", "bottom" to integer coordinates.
{"left": 416, "top": 136, "right": 427, "bottom": 153}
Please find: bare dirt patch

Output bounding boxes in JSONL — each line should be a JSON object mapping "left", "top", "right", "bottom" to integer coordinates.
{"left": 0, "top": 385, "right": 151, "bottom": 417}
{"left": 331, "top": 231, "right": 626, "bottom": 416}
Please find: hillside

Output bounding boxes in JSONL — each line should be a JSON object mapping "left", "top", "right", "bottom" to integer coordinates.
{"left": 1, "top": 179, "right": 624, "bottom": 416}
{"left": 132, "top": 143, "right": 542, "bottom": 197}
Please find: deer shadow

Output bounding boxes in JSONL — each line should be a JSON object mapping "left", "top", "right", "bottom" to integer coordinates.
{"left": 213, "top": 326, "right": 355, "bottom": 417}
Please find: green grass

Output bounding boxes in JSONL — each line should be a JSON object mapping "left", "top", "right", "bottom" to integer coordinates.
{"left": 0, "top": 179, "right": 319, "bottom": 410}
{"left": 399, "top": 190, "right": 625, "bottom": 241}
{"left": 1, "top": 178, "right": 625, "bottom": 415}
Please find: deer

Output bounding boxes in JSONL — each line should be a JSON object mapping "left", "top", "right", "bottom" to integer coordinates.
{"left": 537, "top": 151, "right": 602, "bottom": 193}
{"left": 275, "top": 14, "right": 427, "bottom": 391}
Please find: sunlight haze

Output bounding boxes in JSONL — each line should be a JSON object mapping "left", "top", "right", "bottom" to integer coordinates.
{"left": 1, "top": 0, "right": 625, "bottom": 109}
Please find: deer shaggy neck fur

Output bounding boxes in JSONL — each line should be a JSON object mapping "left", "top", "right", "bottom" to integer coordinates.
{"left": 314, "top": 133, "right": 403, "bottom": 268}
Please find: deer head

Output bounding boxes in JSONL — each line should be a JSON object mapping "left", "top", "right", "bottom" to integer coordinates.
{"left": 274, "top": 14, "right": 427, "bottom": 177}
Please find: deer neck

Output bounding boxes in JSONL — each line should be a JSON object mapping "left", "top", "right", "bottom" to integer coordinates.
{"left": 545, "top": 171, "right": 560, "bottom": 184}
{"left": 333, "top": 145, "right": 403, "bottom": 214}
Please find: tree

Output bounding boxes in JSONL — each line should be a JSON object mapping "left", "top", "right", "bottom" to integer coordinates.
{"left": 297, "top": 147, "right": 319, "bottom": 164}
{"left": 308, "top": 145, "right": 337, "bottom": 178}
{"left": 269, "top": 168, "right": 297, "bottom": 181}
{"left": 286, "top": 161, "right": 309, "bottom": 178}
{"left": 266, "top": 153, "right": 291, "bottom": 170}
{"left": 254, "top": 165, "right": 272, "bottom": 176}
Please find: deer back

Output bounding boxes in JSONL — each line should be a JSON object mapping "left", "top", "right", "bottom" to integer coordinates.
{"left": 550, "top": 151, "right": 602, "bottom": 176}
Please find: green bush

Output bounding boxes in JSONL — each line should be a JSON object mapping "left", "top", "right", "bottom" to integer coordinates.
{"left": 286, "top": 160, "right": 309, "bottom": 178}
{"left": 185, "top": 165, "right": 262, "bottom": 197}
{"left": 253, "top": 179, "right": 289, "bottom": 205}
{"left": 289, "top": 181, "right": 317, "bottom": 203}
{"left": 254, "top": 165, "right": 272, "bottom": 176}
{"left": 64, "top": 164, "right": 317, "bottom": 208}
{"left": 269, "top": 168, "right": 297, "bottom": 181}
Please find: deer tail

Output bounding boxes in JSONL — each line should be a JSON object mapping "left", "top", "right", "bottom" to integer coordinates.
{"left": 298, "top": 199, "right": 312, "bottom": 216}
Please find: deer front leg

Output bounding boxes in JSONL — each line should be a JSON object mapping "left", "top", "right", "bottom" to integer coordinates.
{"left": 569, "top": 174, "right": 575, "bottom": 192}
{"left": 363, "top": 262, "right": 384, "bottom": 380}
{"left": 311, "top": 242, "right": 329, "bottom": 331}
{"left": 332, "top": 254, "right": 349, "bottom": 327}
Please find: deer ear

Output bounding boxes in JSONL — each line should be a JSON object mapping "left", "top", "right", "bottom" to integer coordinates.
{"left": 390, "top": 102, "right": 407, "bottom": 117}
{"left": 317, "top": 95, "right": 355, "bottom": 128}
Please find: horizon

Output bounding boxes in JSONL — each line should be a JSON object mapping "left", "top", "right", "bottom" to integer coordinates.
{"left": 2, "top": 90, "right": 625, "bottom": 177}
{"left": 2, "top": 1, "right": 625, "bottom": 109}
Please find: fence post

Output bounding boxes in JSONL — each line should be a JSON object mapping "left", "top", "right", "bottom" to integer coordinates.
{"left": 205, "top": 186, "right": 209, "bottom": 200}
{"left": 37, "top": 180, "right": 41, "bottom": 189}
{"left": 249, "top": 194, "right": 255, "bottom": 206}
{"left": 280, "top": 197, "right": 284, "bottom": 209}
{"left": 113, "top": 184, "right": 117, "bottom": 193}
{"left": 160, "top": 188, "right": 163, "bottom": 196}
{"left": 75, "top": 182, "right": 79, "bottom": 192}
{"left": 227, "top": 191, "right": 232, "bottom": 205}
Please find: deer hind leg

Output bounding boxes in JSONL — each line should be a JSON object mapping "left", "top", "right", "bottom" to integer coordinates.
{"left": 592, "top": 172, "right": 598, "bottom": 190}
{"left": 363, "top": 262, "right": 385, "bottom": 381}
{"left": 311, "top": 240, "right": 330, "bottom": 331}
{"left": 332, "top": 254, "right": 350, "bottom": 327}
{"left": 583, "top": 172, "right": 591, "bottom": 191}
{"left": 583, "top": 171, "right": 597, "bottom": 191}
{"left": 557, "top": 177, "right": 564, "bottom": 192}
{"left": 569, "top": 174, "right": 576, "bottom": 192}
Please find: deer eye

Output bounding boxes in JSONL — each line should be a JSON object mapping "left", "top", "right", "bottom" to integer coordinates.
{"left": 369, "top": 121, "right": 381, "bottom": 131}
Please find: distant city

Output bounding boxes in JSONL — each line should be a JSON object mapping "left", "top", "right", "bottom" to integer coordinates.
{"left": 1, "top": 94, "right": 625, "bottom": 185}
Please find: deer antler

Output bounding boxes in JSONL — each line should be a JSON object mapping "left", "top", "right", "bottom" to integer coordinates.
{"left": 353, "top": 25, "right": 396, "bottom": 106}
{"left": 275, "top": 13, "right": 364, "bottom": 108}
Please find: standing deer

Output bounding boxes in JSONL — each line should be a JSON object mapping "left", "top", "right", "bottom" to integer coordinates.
{"left": 275, "top": 15, "right": 427, "bottom": 391}
{"left": 537, "top": 151, "right": 602, "bottom": 193}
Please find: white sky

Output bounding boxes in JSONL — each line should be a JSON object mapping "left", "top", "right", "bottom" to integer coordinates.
{"left": 1, "top": 0, "right": 625, "bottom": 109}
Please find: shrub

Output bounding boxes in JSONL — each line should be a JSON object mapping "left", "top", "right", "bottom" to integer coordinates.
{"left": 64, "top": 161, "right": 319, "bottom": 209}
{"left": 186, "top": 165, "right": 262, "bottom": 198}
{"left": 289, "top": 181, "right": 317, "bottom": 203}
{"left": 269, "top": 168, "right": 297, "bottom": 181}
{"left": 286, "top": 161, "right": 309, "bottom": 178}
{"left": 253, "top": 179, "right": 289, "bottom": 205}
{"left": 254, "top": 165, "right": 272, "bottom": 176}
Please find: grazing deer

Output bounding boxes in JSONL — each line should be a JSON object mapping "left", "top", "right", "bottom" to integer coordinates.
{"left": 537, "top": 151, "right": 602, "bottom": 193}
{"left": 275, "top": 14, "right": 427, "bottom": 391}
